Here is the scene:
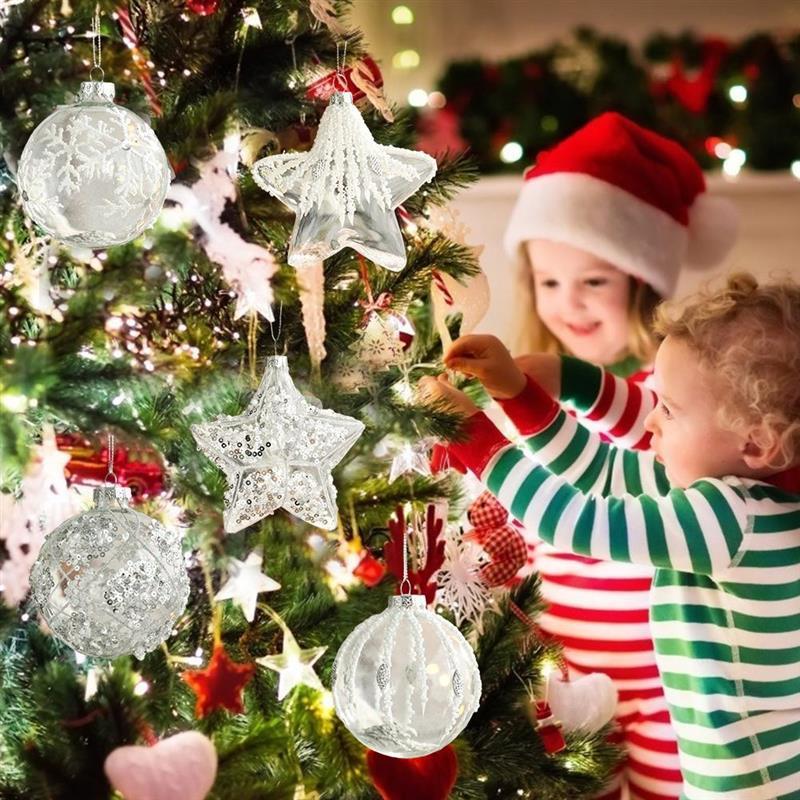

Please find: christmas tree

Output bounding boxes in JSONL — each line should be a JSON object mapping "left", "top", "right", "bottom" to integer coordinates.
{"left": 0, "top": 2, "right": 619, "bottom": 798}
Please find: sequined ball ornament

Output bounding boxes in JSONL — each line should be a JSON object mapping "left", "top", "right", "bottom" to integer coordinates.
{"left": 16, "top": 80, "right": 172, "bottom": 247}
{"left": 30, "top": 485, "right": 189, "bottom": 659}
{"left": 332, "top": 594, "right": 481, "bottom": 757}
{"left": 192, "top": 356, "right": 364, "bottom": 533}
{"left": 252, "top": 91, "right": 436, "bottom": 271}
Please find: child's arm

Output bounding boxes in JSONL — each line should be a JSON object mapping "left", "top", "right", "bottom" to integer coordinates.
{"left": 512, "top": 353, "right": 656, "bottom": 451}
{"left": 494, "top": 373, "right": 670, "bottom": 499}
{"left": 449, "top": 407, "right": 747, "bottom": 576}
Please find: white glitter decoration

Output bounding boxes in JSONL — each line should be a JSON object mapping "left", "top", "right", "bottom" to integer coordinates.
{"left": 332, "top": 594, "right": 481, "bottom": 758}
{"left": 252, "top": 91, "right": 436, "bottom": 271}
{"left": 436, "top": 534, "right": 493, "bottom": 633}
{"left": 30, "top": 485, "right": 189, "bottom": 659}
{"left": 17, "top": 81, "right": 172, "bottom": 247}
{"left": 192, "top": 355, "right": 364, "bottom": 533}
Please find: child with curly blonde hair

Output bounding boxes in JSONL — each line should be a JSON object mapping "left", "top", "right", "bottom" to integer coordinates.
{"left": 423, "top": 273, "right": 800, "bottom": 799}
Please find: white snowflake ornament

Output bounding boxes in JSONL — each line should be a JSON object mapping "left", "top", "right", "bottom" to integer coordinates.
{"left": 436, "top": 534, "right": 493, "bottom": 632}
{"left": 17, "top": 81, "right": 172, "bottom": 247}
{"left": 252, "top": 91, "right": 436, "bottom": 271}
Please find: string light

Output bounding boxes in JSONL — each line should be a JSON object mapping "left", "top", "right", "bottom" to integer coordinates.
{"left": 393, "top": 49, "right": 420, "bottom": 69}
{"left": 728, "top": 84, "right": 747, "bottom": 103}
{"left": 500, "top": 141, "right": 524, "bottom": 163}
{"left": 391, "top": 5, "right": 414, "bottom": 24}
{"left": 408, "top": 88, "right": 428, "bottom": 107}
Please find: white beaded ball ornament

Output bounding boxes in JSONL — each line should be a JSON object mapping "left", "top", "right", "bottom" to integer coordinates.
{"left": 17, "top": 81, "right": 172, "bottom": 247}
{"left": 30, "top": 485, "right": 189, "bottom": 659}
{"left": 332, "top": 594, "right": 481, "bottom": 758}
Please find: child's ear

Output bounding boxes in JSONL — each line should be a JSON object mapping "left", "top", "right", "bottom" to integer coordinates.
{"left": 742, "top": 425, "right": 784, "bottom": 470}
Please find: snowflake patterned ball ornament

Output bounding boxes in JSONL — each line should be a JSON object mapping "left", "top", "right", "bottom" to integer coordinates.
{"left": 252, "top": 91, "right": 436, "bottom": 271}
{"left": 29, "top": 485, "right": 189, "bottom": 659}
{"left": 17, "top": 81, "right": 172, "bottom": 247}
{"left": 332, "top": 594, "right": 481, "bottom": 758}
{"left": 192, "top": 355, "right": 364, "bottom": 533}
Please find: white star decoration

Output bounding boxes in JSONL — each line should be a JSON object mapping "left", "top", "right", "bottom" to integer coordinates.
{"left": 192, "top": 356, "right": 364, "bottom": 533}
{"left": 214, "top": 551, "right": 280, "bottom": 622}
{"left": 387, "top": 437, "right": 436, "bottom": 484}
{"left": 252, "top": 91, "right": 436, "bottom": 271}
{"left": 256, "top": 627, "right": 327, "bottom": 701}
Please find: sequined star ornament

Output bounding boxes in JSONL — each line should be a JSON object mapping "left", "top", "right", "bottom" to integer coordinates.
{"left": 256, "top": 627, "right": 326, "bottom": 700}
{"left": 251, "top": 91, "right": 436, "bottom": 271}
{"left": 182, "top": 644, "right": 255, "bottom": 718}
{"left": 214, "top": 550, "right": 280, "bottom": 622}
{"left": 192, "top": 356, "right": 364, "bottom": 533}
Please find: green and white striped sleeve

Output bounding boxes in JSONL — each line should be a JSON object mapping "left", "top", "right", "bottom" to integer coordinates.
{"left": 495, "top": 375, "right": 670, "bottom": 499}
{"left": 449, "top": 409, "right": 747, "bottom": 575}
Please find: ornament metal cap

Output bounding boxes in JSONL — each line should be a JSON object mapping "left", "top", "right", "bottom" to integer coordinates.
{"left": 77, "top": 81, "right": 115, "bottom": 104}
{"left": 388, "top": 594, "right": 425, "bottom": 610}
{"left": 329, "top": 91, "right": 353, "bottom": 106}
{"left": 93, "top": 484, "right": 132, "bottom": 507}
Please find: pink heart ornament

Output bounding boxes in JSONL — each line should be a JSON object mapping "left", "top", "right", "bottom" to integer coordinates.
{"left": 105, "top": 731, "right": 217, "bottom": 800}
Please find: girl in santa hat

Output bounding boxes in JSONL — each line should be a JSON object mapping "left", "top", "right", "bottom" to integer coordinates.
{"left": 501, "top": 112, "right": 738, "bottom": 800}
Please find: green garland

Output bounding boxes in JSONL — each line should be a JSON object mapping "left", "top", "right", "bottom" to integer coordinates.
{"left": 420, "top": 27, "right": 800, "bottom": 174}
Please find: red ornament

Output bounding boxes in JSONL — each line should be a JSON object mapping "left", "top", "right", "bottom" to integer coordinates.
{"left": 367, "top": 745, "right": 458, "bottom": 800}
{"left": 651, "top": 37, "right": 729, "bottom": 115}
{"left": 384, "top": 504, "right": 445, "bottom": 604}
{"left": 306, "top": 56, "right": 384, "bottom": 105}
{"left": 533, "top": 700, "right": 567, "bottom": 754}
{"left": 353, "top": 551, "right": 386, "bottom": 588}
{"left": 182, "top": 644, "right": 255, "bottom": 718}
{"left": 464, "top": 491, "right": 527, "bottom": 587}
{"left": 185, "top": 0, "right": 219, "bottom": 15}
{"left": 56, "top": 433, "right": 166, "bottom": 502}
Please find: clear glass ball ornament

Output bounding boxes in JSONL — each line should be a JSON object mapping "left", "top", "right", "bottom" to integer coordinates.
{"left": 16, "top": 81, "right": 172, "bottom": 247}
{"left": 332, "top": 595, "right": 481, "bottom": 758}
{"left": 30, "top": 485, "right": 189, "bottom": 659}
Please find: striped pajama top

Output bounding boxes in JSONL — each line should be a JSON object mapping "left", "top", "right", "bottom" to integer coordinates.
{"left": 532, "top": 356, "right": 664, "bottom": 702}
{"left": 450, "top": 376, "right": 800, "bottom": 800}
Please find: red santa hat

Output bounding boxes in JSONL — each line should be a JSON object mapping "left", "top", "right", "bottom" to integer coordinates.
{"left": 504, "top": 112, "right": 738, "bottom": 298}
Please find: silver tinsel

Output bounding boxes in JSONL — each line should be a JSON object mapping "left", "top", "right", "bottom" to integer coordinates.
{"left": 252, "top": 91, "right": 436, "bottom": 271}
{"left": 192, "top": 356, "right": 364, "bottom": 533}
{"left": 17, "top": 81, "right": 172, "bottom": 247}
{"left": 30, "top": 486, "right": 189, "bottom": 660}
{"left": 332, "top": 594, "right": 481, "bottom": 758}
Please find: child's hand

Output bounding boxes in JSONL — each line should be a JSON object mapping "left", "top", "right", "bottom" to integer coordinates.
{"left": 514, "top": 353, "right": 561, "bottom": 399}
{"left": 418, "top": 374, "right": 479, "bottom": 417}
{"left": 444, "top": 334, "right": 527, "bottom": 400}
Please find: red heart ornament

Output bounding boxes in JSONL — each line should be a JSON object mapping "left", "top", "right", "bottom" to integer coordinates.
{"left": 367, "top": 745, "right": 458, "bottom": 800}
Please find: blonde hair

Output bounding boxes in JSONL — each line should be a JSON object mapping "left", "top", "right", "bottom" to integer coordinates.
{"left": 512, "top": 251, "right": 661, "bottom": 364}
{"left": 654, "top": 272, "right": 800, "bottom": 468}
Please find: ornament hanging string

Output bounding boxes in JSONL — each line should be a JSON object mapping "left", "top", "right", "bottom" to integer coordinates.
{"left": 90, "top": 5, "right": 104, "bottom": 82}
{"left": 357, "top": 255, "right": 393, "bottom": 325}
{"left": 334, "top": 38, "right": 348, "bottom": 92}
{"left": 105, "top": 432, "right": 117, "bottom": 485}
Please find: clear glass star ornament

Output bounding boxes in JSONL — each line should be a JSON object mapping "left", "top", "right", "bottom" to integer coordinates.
{"left": 256, "top": 627, "right": 327, "bottom": 701}
{"left": 251, "top": 91, "right": 436, "bottom": 271}
{"left": 16, "top": 81, "right": 172, "bottom": 247}
{"left": 214, "top": 550, "right": 281, "bottom": 622}
{"left": 192, "top": 356, "right": 364, "bottom": 533}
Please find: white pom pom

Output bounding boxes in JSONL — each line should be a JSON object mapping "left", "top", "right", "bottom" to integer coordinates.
{"left": 685, "top": 193, "right": 739, "bottom": 269}
{"left": 546, "top": 672, "right": 618, "bottom": 734}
